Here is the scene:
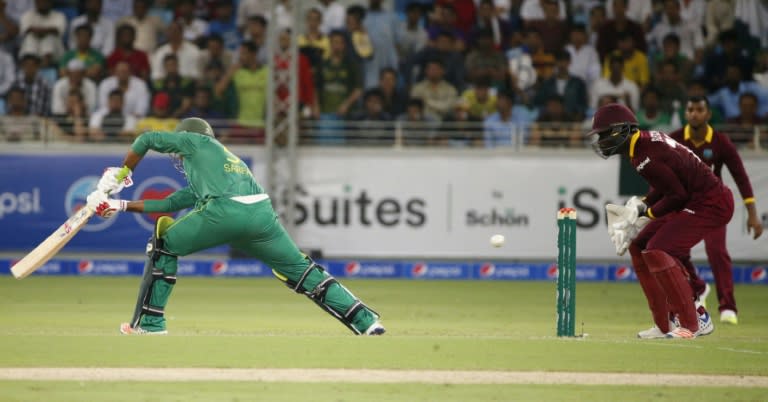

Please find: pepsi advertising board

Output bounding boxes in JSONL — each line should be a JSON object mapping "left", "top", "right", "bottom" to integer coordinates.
{"left": 0, "top": 155, "right": 248, "bottom": 252}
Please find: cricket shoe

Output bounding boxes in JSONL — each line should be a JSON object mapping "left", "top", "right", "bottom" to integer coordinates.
{"left": 720, "top": 309, "right": 738, "bottom": 325}
{"left": 364, "top": 321, "right": 386, "bottom": 336}
{"left": 637, "top": 321, "right": 677, "bottom": 339}
{"left": 665, "top": 327, "right": 696, "bottom": 339}
{"left": 120, "top": 322, "right": 168, "bottom": 335}
{"left": 696, "top": 307, "right": 714, "bottom": 337}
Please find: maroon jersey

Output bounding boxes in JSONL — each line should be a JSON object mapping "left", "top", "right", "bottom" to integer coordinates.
{"left": 669, "top": 125, "right": 755, "bottom": 204}
{"left": 629, "top": 130, "right": 722, "bottom": 218}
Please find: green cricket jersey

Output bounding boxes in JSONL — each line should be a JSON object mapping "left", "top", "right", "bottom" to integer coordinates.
{"left": 131, "top": 131, "right": 264, "bottom": 213}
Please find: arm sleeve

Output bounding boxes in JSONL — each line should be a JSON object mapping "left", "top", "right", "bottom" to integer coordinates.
{"left": 640, "top": 162, "right": 689, "bottom": 218}
{"left": 142, "top": 187, "right": 197, "bottom": 213}
{"left": 721, "top": 135, "right": 755, "bottom": 202}
{"left": 130, "top": 130, "right": 197, "bottom": 157}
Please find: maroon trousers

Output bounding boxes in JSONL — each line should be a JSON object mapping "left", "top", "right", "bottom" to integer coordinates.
{"left": 703, "top": 224, "right": 737, "bottom": 313}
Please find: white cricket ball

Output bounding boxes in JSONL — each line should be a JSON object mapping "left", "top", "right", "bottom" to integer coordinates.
{"left": 490, "top": 234, "right": 505, "bottom": 248}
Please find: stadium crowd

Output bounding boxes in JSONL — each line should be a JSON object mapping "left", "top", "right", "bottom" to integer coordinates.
{"left": 0, "top": 0, "right": 767, "bottom": 146}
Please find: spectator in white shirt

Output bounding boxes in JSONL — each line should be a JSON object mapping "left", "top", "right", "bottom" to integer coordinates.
{"left": 0, "top": 47, "right": 15, "bottom": 96}
{"left": 314, "top": 0, "right": 345, "bottom": 34}
{"left": 117, "top": 0, "right": 164, "bottom": 54}
{"left": 4, "top": 0, "right": 33, "bottom": 23}
{"left": 51, "top": 59, "right": 97, "bottom": 115}
{"left": 98, "top": 60, "right": 150, "bottom": 118}
{"left": 89, "top": 89, "right": 137, "bottom": 142}
{"left": 648, "top": 0, "right": 704, "bottom": 61}
{"left": 565, "top": 24, "right": 600, "bottom": 86}
{"left": 177, "top": 0, "right": 208, "bottom": 45}
{"left": 678, "top": 0, "right": 706, "bottom": 28}
{"left": 606, "top": 0, "right": 652, "bottom": 28}
{"left": 68, "top": 0, "right": 115, "bottom": 56}
{"left": 18, "top": 0, "right": 66, "bottom": 64}
{"left": 151, "top": 21, "right": 202, "bottom": 80}
{"left": 590, "top": 54, "right": 639, "bottom": 110}
{"left": 236, "top": 0, "right": 267, "bottom": 31}
{"left": 520, "top": 0, "right": 566, "bottom": 23}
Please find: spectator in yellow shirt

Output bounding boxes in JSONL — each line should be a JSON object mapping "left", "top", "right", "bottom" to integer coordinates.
{"left": 134, "top": 92, "right": 179, "bottom": 134}
{"left": 602, "top": 32, "right": 649, "bottom": 88}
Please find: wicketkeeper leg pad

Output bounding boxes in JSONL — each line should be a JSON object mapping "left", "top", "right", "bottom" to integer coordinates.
{"left": 273, "top": 259, "right": 379, "bottom": 334}
{"left": 643, "top": 249, "right": 698, "bottom": 332}
{"left": 129, "top": 216, "right": 178, "bottom": 330}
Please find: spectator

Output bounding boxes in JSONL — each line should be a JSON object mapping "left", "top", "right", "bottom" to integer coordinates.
{"left": 678, "top": 0, "right": 706, "bottom": 27}
{"left": 14, "top": 54, "right": 50, "bottom": 116}
{"left": 655, "top": 60, "right": 688, "bottom": 115}
{"left": 637, "top": 86, "right": 674, "bottom": 130}
{"left": 51, "top": 59, "right": 97, "bottom": 116}
{"left": 520, "top": 0, "right": 566, "bottom": 23}
{"left": 275, "top": 28, "right": 319, "bottom": 119}
{"left": 0, "top": 47, "right": 14, "bottom": 97}
{"left": 242, "top": 15, "right": 268, "bottom": 64}
{"left": 198, "top": 34, "right": 233, "bottom": 77}
{"left": 705, "top": 0, "right": 736, "bottom": 47}
{"left": 88, "top": 89, "right": 136, "bottom": 142}
{"left": 436, "top": 0, "right": 477, "bottom": 36}
{"left": 652, "top": 33, "right": 693, "bottom": 84}
{"left": 565, "top": 23, "right": 600, "bottom": 87}
{"left": 98, "top": 60, "right": 150, "bottom": 118}
{"left": 457, "top": 75, "right": 497, "bottom": 121}
{"left": 182, "top": 86, "right": 225, "bottom": 121}
{"left": 602, "top": 33, "right": 649, "bottom": 88}
{"left": 483, "top": 89, "right": 532, "bottom": 147}
{"left": 754, "top": 50, "right": 768, "bottom": 88}
{"left": 207, "top": 1, "right": 239, "bottom": 51}
{"left": 345, "top": 5, "right": 373, "bottom": 61}
{"left": 397, "top": 97, "right": 440, "bottom": 146}
{"left": 410, "top": 59, "right": 459, "bottom": 120}
{"left": 605, "top": 0, "right": 652, "bottom": 28}
{"left": 52, "top": 89, "right": 88, "bottom": 141}
{"left": 596, "top": 0, "right": 647, "bottom": 61}
{"left": 152, "top": 54, "right": 195, "bottom": 118}
{"left": 505, "top": 29, "right": 537, "bottom": 92}
{"left": 726, "top": 92, "right": 765, "bottom": 127}
{"left": 376, "top": 67, "right": 409, "bottom": 118}
{"left": 465, "top": 29, "right": 507, "bottom": 85}
{"left": 18, "top": 0, "right": 66, "bottom": 65}
{"left": 215, "top": 41, "right": 268, "bottom": 130}
{"left": 472, "top": 0, "right": 510, "bottom": 50}
{"left": 0, "top": 0, "right": 19, "bottom": 52}
{"left": 314, "top": 0, "right": 346, "bottom": 35}
{"left": 68, "top": 0, "right": 115, "bottom": 56}
{"left": 349, "top": 88, "right": 393, "bottom": 144}
{"left": 590, "top": 54, "right": 640, "bottom": 111}
{"left": 408, "top": 30, "right": 466, "bottom": 91}
{"left": 734, "top": 0, "right": 768, "bottom": 50}
{"left": 236, "top": 0, "right": 267, "bottom": 31}
{"left": 648, "top": 0, "right": 704, "bottom": 62}
{"left": 315, "top": 31, "right": 362, "bottom": 119}
{"left": 1, "top": 87, "right": 45, "bottom": 141}
{"left": 107, "top": 24, "right": 151, "bottom": 81}
{"left": 134, "top": 92, "right": 179, "bottom": 133}
{"left": 534, "top": 50, "right": 588, "bottom": 120}
{"left": 59, "top": 24, "right": 105, "bottom": 82}
{"left": 299, "top": 8, "right": 331, "bottom": 64}
{"left": 587, "top": 4, "right": 605, "bottom": 47}
{"left": 177, "top": 0, "right": 208, "bottom": 45}
{"left": 362, "top": 0, "right": 399, "bottom": 89}
{"left": 529, "top": 95, "right": 583, "bottom": 147}
{"left": 100, "top": 0, "right": 132, "bottom": 23}
{"left": 709, "top": 64, "right": 768, "bottom": 119}
{"left": 4, "top": 0, "right": 32, "bottom": 24}
{"left": 427, "top": 5, "right": 468, "bottom": 52}
{"left": 117, "top": 0, "right": 163, "bottom": 54}
{"left": 201, "top": 61, "right": 236, "bottom": 119}
{"left": 526, "top": 0, "right": 568, "bottom": 55}
{"left": 702, "top": 29, "right": 755, "bottom": 92}
{"left": 526, "top": 29, "right": 555, "bottom": 83}
{"left": 151, "top": 21, "right": 201, "bottom": 80}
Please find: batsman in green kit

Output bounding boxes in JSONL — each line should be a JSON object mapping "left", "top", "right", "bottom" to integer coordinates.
{"left": 85, "top": 118, "right": 385, "bottom": 336}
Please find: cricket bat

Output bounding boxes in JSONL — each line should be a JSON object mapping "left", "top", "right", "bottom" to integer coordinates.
{"left": 10, "top": 167, "right": 131, "bottom": 280}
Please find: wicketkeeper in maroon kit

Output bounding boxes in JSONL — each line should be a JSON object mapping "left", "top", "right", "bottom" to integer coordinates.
{"left": 669, "top": 96, "right": 764, "bottom": 325}
{"left": 589, "top": 103, "right": 730, "bottom": 339}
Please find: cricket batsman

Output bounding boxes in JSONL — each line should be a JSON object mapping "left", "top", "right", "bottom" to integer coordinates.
{"left": 669, "top": 96, "right": 763, "bottom": 325}
{"left": 589, "top": 103, "right": 730, "bottom": 339}
{"left": 85, "top": 117, "right": 386, "bottom": 336}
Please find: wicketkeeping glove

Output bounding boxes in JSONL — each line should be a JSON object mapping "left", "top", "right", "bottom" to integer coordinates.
{"left": 606, "top": 203, "right": 650, "bottom": 256}
{"left": 97, "top": 167, "right": 133, "bottom": 195}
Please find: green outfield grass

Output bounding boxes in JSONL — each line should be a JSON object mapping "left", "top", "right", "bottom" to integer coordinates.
{"left": 0, "top": 277, "right": 767, "bottom": 401}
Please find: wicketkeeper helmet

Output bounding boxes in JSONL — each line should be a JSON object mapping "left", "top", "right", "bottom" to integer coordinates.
{"left": 586, "top": 103, "right": 638, "bottom": 159}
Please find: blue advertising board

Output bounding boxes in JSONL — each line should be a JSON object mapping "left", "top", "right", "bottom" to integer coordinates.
{"left": 0, "top": 154, "right": 249, "bottom": 253}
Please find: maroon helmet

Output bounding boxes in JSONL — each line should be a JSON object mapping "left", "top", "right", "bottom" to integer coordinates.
{"left": 587, "top": 103, "right": 639, "bottom": 159}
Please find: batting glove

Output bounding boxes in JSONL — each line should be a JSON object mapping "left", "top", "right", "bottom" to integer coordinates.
{"left": 97, "top": 167, "right": 133, "bottom": 195}
{"left": 95, "top": 198, "right": 127, "bottom": 219}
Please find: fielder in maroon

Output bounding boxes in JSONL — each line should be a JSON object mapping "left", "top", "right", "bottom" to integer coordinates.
{"left": 669, "top": 96, "right": 763, "bottom": 324}
{"left": 588, "top": 103, "right": 730, "bottom": 339}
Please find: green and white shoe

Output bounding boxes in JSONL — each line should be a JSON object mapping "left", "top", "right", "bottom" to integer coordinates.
{"left": 120, "top": 322, "right": 168, "bottom": 335}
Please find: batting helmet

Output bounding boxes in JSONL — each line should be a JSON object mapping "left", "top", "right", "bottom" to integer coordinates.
{"left": 587, "top": 103, "right": 638, "bottom": 159}
{"left": 175, "top": 117, "right": 215, "bottom": 137}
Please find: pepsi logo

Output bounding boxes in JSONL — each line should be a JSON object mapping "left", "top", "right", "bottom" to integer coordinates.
{"left": 750, "top": 267, "right": 766, "bottom": 282}
{"left": 212, "top": 261, "right": 228, "bottom": 275}
{"left": 412, "top": 263, "right": 428, "bottom": 277}
{"left": 132, "top": 176, "right": 185, "bottom": 231}
{"left": 615, "top": 266, "right": 631, "bottom": 280}
{"left": 78, "top": 260, "right": 93, "bottom": 274}
{"left": 345, "top": 262, "right": 361, "bottom": 276}
{"left": 140, "top": 188, "right": 176, "bottom": 222}
{"left": 546, "top": 264, "right": 558, "bottom": 279}
{"left": 479, "top": 263, "right": 495, "bottom": 277}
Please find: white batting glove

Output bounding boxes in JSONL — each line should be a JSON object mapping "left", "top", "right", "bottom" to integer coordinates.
{"left": 97, "top": 167, "right": 133, "bottom": 195}
{"left": 86, "top": 190, "right": 107, "bottom": 210}
{"left": 94, "top": 198, "right": 127, "bottom": 219}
